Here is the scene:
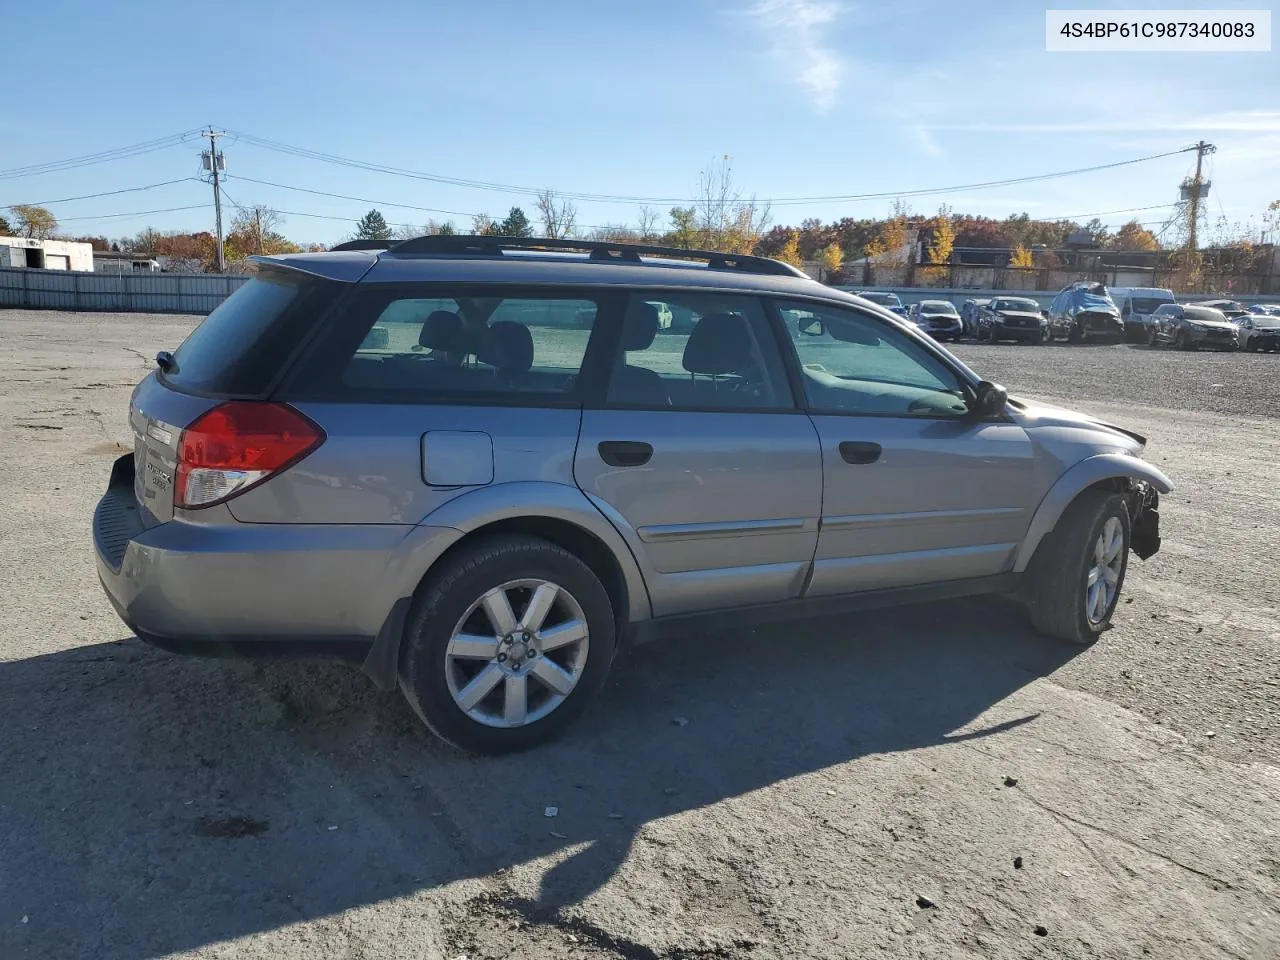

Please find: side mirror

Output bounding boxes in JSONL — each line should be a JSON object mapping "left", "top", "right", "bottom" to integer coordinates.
{"left": 1040, "top": 309, "right": 1049, "bottom": 319}
{"left": 798, "top": 317, "right": 825, "bottom": 336}
{"left": 972, "top": 380, "right": 1008, "bottom": 418}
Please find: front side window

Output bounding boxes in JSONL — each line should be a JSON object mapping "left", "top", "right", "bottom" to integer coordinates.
{"left": 305, "top": 288, "right": 598, "bottom": 399}
{"left": 604, "top": 292, "right": 790, "bottom": 410}
{"left": 776, "top": 300, "right": 970, "bottom": 418}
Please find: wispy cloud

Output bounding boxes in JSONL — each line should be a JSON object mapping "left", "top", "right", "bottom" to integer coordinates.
{"left": 748, "top": 0, "right": 846, "bottom": 112}
{"left": 910, "top": 125, "right": 946, "bottom": 159}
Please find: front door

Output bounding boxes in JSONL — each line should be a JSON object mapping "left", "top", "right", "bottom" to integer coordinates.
{"left": 574, "top": 292, "right": 822, "bottom": 617}
{"left": 773, "top": 299, "right": 1038, "bottom": 597}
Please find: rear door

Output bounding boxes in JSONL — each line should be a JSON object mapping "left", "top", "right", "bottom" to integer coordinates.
{"left": 772, "top": 299, "right": 1038, "bottom": 597}
{"left": 248, "top": 283, "right": 604, "bottom": 524}
{"left": 573, "top": 291, "right": 822, "bottom": 617}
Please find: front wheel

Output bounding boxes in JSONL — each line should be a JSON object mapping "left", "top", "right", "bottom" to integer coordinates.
{"left": 1023, "top": 490, "right": 1130, "bottom": 645}
{"left": 1147, "top": 325, "right": 1159, "bottom": 347}
{"left": 1068, "top": 324, "right": 1083, "bottom": 344}
{"left": 399, "top": 535, "right": 617, "bottom": 753}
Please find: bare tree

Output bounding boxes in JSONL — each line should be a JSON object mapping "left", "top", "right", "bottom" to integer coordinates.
{"left": 589, "top": 224, "right": 640, "bottom": 243}
{"left": 693, "top": 156, "right": 771, "bottom": 253}
{"left": 637, "top": 206, "right": 660, "bottom": 242}
{"left": 537, "top": 190, "right": 578, "bottom": 239}
{"left": 471, "top": 212, "right": 495, "bottom": 235}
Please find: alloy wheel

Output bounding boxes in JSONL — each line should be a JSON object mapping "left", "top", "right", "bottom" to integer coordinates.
{"left": 444, "top": 578, "right": 590, "bottom": 728}
{"left": 1085, "top": 516, "right": 1124, "bottom": 626}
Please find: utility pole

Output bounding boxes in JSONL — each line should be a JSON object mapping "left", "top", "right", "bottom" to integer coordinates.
{"left": 254, "top": 208, "right": 262, "bottom": 255}
{"left": 202, "top": 128, "right": 226, "bottom": 272}
{"left": 1184, "top": 140, "right": 1215, "bottom": 254}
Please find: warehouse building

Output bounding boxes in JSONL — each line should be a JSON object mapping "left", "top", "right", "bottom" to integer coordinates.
{"left": 0, "top": 237, "right": 94, "bottom": 271}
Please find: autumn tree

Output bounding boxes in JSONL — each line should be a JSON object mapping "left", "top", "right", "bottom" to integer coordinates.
{"left": 818, "top": 242, "right": 844, "bottom": 282}
{"left": 471, "top": 213, "right": 495, "bottom": 235}
{"left": 925, "top": 206, "right": 955, "bottom": 265}
{"left": 227, "top": 207, "right": 299, "bottom": 258}
{"left": 1109, "top": 220, "right": 1160, "bottom": 252}
{"left": 536, "top": 190, "right": 577, "bottom": 239}
{"left": 1008, "top": 244, "right": 1034, "bottom": 268}
{"left": 665, "top": 206, "right": 700, "bottom": 248}
{"left": 873, "top": 203, "right": 910, "bottom": 268}
{"left": 776, "top": 230, "right": 803, "bottom": 268}
{"left": 9, "top": 204, "right": 58, "bottom": 239}
{"left": 0, "top": 215, "right": 12, "bottom": 236}
{"left": 692, "top": 156, "right": 770, "bottom": 253}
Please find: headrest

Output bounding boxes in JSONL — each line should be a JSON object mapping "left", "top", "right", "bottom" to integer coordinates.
{"left": 682, "top": 312, "right": 754, "bottom": 376}
{"left": 621, "top": 301, "right": 659, "bottom": 351}
{"left": 418, "top": 310, "right": 468, "bottom": 353}
{"left": 477, "top": 321, "right": 534, "bottom": 376}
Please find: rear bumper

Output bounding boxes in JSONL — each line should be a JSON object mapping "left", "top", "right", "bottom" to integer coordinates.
{"left": 93, "top": 454, "right": 461, "bottom": 661}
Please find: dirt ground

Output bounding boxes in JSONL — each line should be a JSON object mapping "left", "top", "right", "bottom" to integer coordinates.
{"left": 0, "top": 310, "right": 1277, "bottom": 960}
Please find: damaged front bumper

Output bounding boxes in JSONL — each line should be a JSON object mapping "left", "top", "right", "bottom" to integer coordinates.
{"left": 1128, "top": 482, "right": 1162, "bottom": 560}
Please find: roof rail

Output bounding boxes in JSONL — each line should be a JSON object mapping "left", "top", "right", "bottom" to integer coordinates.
{"left": 329, "top": 239, "right": 395, "bottom": 252}
{"left": 385, "top": 234, "right": 808, "bottom": 278}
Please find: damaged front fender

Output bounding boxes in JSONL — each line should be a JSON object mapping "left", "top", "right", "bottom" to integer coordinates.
{"left": 1013, "top": 453, "right": 1174, "bottom": 572}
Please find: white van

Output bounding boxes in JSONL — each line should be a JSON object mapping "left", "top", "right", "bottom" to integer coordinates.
{"left": 1111, "top": 287, "right": 1175, "bottom": 342}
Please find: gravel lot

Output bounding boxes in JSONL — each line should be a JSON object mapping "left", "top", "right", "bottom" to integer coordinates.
{"left": 1, "top": 310, "right": 1277, "bottom": 960}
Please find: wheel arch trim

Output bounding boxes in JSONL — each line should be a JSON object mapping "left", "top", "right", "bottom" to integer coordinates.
{"left": 1012, "top": 454, "right": 1174, "bottom": 573}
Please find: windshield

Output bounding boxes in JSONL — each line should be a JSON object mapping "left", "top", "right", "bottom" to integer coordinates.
{"left": 920, "top": 302, "right": 958, "bottom": 316}
{"left": 1252, "top": 317, "right": 1280, "bottom": 328}
{"left": 993, "top": 298, "right": 1039, "bottom": 312}
{"left": 1185, "top": 307, "right": 1227, "bottom": 323}
{"left": 859, "top": 292, "right": 900, "bottom": 307}
{"left": 1130, "top": 298, "right": 1168, "bottom": 314}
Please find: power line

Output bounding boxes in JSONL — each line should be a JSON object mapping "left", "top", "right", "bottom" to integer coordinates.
{"left": 227, "top": 129, "right": 1197, "bottom": 206}
{"left": 0, "top": 130, "right": 203, "bottom": 180}
{"left": 55, "top": 204, "right": 210, "bottom": 224}
{"left": 10, "top": 178, "right": 201, "bottom": 207}
{"left": 225, "top": 174, "right": 479, "bottom": 219}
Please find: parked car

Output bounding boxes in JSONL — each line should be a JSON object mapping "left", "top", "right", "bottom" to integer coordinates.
{"left": 1190, "top": 299, "right": 1249, "bottom": 322}
{"left": 1246, "top": 303, "right": 1280, "bottom": 317}
{"left": 1236, "top": 313, "right": 1280, "bottom": 352}
{"left": 1147, "top": 303, "right": 1240, "bottom": 351}
{"left": 1110, "top": 286, "right": 1176, "bottom": 343}
{"left": 960, "top": 298, "right": 991, "bottom": 337}
{"left": 1047, "top": 282, "right": 1124, "bottom": 343}
{"left": 977, "top": 297, "right": 1050, "bottom": 344}
{"left": 906, "top": 299, "right": 964, "bottom": 341}
{"left": 93, "top": 235, "right": 1170, "bottom": 753}
{"left": 854, "top": 290, "right": 908, "bottom": 317}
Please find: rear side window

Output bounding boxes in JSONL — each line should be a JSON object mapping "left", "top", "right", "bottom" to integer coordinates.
{"left": 296, "top": 287, "right": 600, "bottom": 401}
{"left": 165, "top": 270, "right": 338, "bottom": 395}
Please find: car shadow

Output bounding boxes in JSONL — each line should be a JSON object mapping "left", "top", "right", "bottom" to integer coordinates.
{"left": 0, "top": 597, "right": 1079, "bottom": 958}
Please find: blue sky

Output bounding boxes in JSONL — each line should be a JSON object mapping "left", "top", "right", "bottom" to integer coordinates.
{"left": 1, "top": 0, "right": 1275, "bottom": 244}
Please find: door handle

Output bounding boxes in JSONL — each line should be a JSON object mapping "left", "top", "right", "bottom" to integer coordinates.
{"left": 598, "top": 440, "right": 653, "bottom": 467}
{"left": 839, "top": 441, "right": 882, "bottom": 465}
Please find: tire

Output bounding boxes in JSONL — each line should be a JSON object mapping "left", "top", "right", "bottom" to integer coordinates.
{"left": 1068, "top": 324, "right": 1083, "bottom": 344}
{"left": 1147, "top": 325, "right": 1159, "bottom": 347}
{"left": 399, "top": 535, "right": 617, "bottom": 753}
{"left": 1023, "top": 489, "right": 1130, "bottom": 645}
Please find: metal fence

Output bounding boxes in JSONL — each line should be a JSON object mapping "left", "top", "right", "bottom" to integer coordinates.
{"left": 0, "top": 267, "right": 249, "bottom": 314}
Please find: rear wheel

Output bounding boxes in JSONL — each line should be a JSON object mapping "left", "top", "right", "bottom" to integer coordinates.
{"left": 1024, "top": 490, "right": 1130, "bottom": 645}
{"left": 399, "top": 535, "right": 617, "bottom": 753}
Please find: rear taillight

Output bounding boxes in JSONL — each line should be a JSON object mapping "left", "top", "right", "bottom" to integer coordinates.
{"left": 175, "top": 402, "right": 324, "bottom": 509}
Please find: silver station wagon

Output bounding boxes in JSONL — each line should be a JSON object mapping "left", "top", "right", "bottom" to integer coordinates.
{"left": 93, "top": 236, "right": 1171, "bottom": 752}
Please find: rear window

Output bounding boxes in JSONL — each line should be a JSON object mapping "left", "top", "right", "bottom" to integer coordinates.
{"left": 293, "top": 286, "right": 602, "bottom": 401}
{"left": 165, "top": 270, "right": 338, "bottom": 395}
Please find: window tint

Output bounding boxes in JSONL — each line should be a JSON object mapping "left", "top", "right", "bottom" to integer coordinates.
{"left": 604, "top": 292, "right": 791, "bottom": 410}
{"left": 777, "top": 301, "right": 970, "bottom": 418}
{"left": 166, "top": 269, "right": 337, "bottom": 394}
{"left": 333, "top": 290, "right": 597, "bottom": 397}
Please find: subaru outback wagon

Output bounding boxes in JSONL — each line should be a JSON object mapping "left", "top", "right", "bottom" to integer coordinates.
{"left": 94, "top": 236, "right": 1171, "bottom": 753}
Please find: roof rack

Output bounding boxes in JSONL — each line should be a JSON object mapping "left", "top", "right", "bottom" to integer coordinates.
{"left": 329, "top": 239, "right": 395, "bottom": 252}
{"left": 384, "top": 234, "right": 808, "bottom": 278}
